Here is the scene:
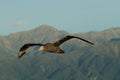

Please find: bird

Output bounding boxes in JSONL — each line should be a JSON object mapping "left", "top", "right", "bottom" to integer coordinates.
{"left": 18, "top": 35, "right": 94, "bottom": 58}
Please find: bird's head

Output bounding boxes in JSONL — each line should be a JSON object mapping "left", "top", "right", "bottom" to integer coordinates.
{"left": 39, "top": 46, "right": 45, "bottom": 51}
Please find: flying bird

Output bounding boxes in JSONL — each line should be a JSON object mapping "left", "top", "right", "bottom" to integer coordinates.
{"left": 18, "top": 35, "right": 94, "bottom": 58}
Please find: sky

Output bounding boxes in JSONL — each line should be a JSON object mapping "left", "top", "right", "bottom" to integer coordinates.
{"left": 0, "top": 0, "right": 120, "bottom": 35}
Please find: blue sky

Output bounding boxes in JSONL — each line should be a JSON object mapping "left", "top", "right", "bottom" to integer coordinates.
{"left": 0, "top": 0, "right": 120, "bottom": 35}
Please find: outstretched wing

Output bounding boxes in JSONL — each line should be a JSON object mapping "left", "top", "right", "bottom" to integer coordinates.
{"left": 18, "top": 43, "right": 43, "bottom": 58}
{"left": 53, "top": 35, "right": 94, "bottom": 46}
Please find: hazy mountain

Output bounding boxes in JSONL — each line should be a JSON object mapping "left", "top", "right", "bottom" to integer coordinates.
{"left": 0, "top": 24, "right": 120, "bottom": 80}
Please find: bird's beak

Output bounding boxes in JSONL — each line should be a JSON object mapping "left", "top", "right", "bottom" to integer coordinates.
{"left": 18, "top": 51, "right": 26, "bottom": 58}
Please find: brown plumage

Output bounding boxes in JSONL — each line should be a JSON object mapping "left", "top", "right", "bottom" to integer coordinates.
{"left": 18, "top": 35, "right": 94, "bottom": 58}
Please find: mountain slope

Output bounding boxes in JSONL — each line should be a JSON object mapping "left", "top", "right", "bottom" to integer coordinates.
{"left": 0, "top": 25, "right": 120, "bottom": 80}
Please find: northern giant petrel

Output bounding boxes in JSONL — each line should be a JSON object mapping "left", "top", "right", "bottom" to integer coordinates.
{"left": 18, "top": 35, "right": 94, "bottom": 58}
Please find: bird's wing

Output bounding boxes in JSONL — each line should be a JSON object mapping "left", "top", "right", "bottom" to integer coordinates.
{"left": 18, "top": 43, "right": 43, "bottom": 58}
{"left": 53, "top": 35, "right": 94, "bottom": 46}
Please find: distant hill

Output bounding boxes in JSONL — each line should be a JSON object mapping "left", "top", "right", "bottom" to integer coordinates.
{"left": 0, "top": 25, "right": 120, "bottom": 80}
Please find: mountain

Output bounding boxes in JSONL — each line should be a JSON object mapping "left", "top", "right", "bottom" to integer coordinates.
{"left": 0, "top": 24, "right": 120, "bottom": 80}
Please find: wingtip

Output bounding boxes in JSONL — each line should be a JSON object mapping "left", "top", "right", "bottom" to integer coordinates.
{"left": 89, "top": 42, "right": 94, "bottom": 45}
{"left": 18, "top": 51, "right": 26, "bottom": 59}
{"left": 18, "top": 54, "right": 22, "bottom": 59}
{"left": 91, "top": 42, "right": 94, "bottom": 45}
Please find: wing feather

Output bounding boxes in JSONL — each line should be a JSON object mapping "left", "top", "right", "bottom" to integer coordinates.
{"left": 18, "top": 43, "right": 43, "bottom": 58}
{"left": 53, "top": 35, "right": 94, "bottom": 46}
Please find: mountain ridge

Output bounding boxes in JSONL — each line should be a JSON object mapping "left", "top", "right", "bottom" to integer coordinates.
{"left": 0, "top": 25, "right": 120, "bottom": 80}
{"left": 1, "top": 24, "right": 120, "bottom": 37}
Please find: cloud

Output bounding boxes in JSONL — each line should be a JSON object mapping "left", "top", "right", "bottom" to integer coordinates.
{"left": 12, "top": 21, "right": 29, "bottom": 27}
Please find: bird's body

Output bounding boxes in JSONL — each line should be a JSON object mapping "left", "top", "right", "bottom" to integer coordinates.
{"left": 18, "top": 35, "right": 94, "bottom": 58}
{"left": 39, "top": 43, "right": 64, "bottom": 53}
